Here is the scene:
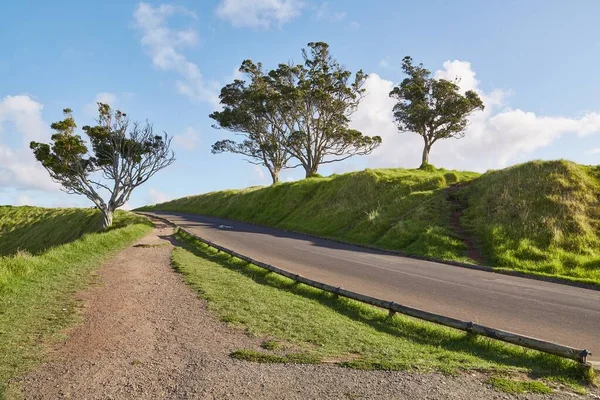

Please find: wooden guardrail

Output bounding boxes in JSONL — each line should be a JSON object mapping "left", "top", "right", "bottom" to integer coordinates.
{"left": 142, "top": 213, "right": 592, "bottom": 366}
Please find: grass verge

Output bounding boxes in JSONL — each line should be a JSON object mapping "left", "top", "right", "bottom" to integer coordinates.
{"left": 140, "top": 167, "right": 479, "bottom": 262}
{"left": 141, "top": 160, "right": 600, "bottom": 285}
{"left": 0, "top": 215, "right": 152, "bottom": 398}
{"left": 171, "top": 229, "right": 593, "bottom": 394}
{"left": 486, "top": 376, "right": 552, "bottom": 394}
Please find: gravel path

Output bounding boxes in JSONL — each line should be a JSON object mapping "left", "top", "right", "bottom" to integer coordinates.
{"left": 18, "top": 222, "right": 597, "bottom": 399}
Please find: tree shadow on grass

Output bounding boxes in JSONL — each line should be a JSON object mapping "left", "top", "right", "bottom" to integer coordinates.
{"left": 172, "top": 230, "right": 589, "bottom": 385}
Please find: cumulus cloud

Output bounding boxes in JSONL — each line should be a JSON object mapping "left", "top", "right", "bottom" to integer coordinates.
{"left": 173, "top": 126, "right": 201, "bottom": 151}
{"left": 349, "top": 61, "right": 600, "bottom": 172}
{"left": 147, "top": 187, "right": 171, "bottom": 204}
{"left": 133, "top": 3, "right": 218, "bottom": 105}
{"left": 0, "top": 95, "right": 58, "bottom": 192}
{"left": 216, "top": 0, "right": 304, "bottom": 28}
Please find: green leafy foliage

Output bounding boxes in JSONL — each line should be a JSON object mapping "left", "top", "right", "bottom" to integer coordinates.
{"left": 211, "top": 42, "right": 382, "bottom": 181}
{"left": 210, "top": 60, "right": 294, "bottom": 184}
{"left": 389, "top": 56, "right": 484, "bottom": 168}
{"left": 281, "top": 42, "right": 382, "bottom": 177}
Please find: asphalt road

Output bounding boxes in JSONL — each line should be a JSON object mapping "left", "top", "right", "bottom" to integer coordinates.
{"left": 146, "top": 211, "right": 600, "bottom": 362}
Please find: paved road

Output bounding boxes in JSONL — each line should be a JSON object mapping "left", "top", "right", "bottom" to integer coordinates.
{"left": 146, "top": 211, "right": 600, "bottom": 362}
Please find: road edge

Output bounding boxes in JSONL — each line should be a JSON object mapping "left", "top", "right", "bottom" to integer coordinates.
{"left": 136, "top": 211, "right": 600, "bottom": 292}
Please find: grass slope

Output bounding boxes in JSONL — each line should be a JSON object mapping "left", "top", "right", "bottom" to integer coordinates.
{"left": 0, "top": 207, "right": 151, "bottom": 397}
{"left": 461, "top": 160, "right": 600, "bottom": 284}
{"left": 142, "top": 168, "right": 479, "bottom": 261}
{"left": 0, "top": 206, "right": 143, "bottom": 256}
{"left": 172, "top": 230, "right": 590, "bottom": 393}
{"left": 141, "top": 160, "right": 600, "bottom": 284}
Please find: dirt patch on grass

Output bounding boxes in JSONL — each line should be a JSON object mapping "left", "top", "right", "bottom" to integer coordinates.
{"left": 16, "top": 221, "right": 590, "bottom": 399}
{"left": 447, "top": 185, "right": 486, "bottom": 265}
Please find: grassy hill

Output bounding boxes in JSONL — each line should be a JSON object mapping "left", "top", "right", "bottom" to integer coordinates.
{"left": 0, "top": 206, "right": 144, "bottom": 256}
{"left": 0, "top": 207, "right": 151, "bottom": 396}
{"left": 139, "top": 160, "right": 600, "bottom": 285}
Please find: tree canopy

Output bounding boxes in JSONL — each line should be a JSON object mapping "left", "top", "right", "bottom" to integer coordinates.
{"left": 30, "top": 103, "right": 175, "bottom": 229}
{"left": 210, "top": 42, "right": 381, "bottom": 181}
{"left": 389, "top": 56, "right": 484, "bottom": 169}
{"left": 209, "top": 60, "right": 295, "bottom": 184}
{"left": 277, "top": 42, "right": 381, "bottom": 177}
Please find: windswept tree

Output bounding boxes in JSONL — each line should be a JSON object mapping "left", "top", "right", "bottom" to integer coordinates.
{"left": 30, "top": 104, "right": 175, "bottom": 229}
{"left": 275, "top": 42, "right": 381, "bottom": 177}
{"left": 210, "top": 60, "right": 295, "bottom": 184}
{"left": 389, "top": 56, "right": 484, "bottom": 169}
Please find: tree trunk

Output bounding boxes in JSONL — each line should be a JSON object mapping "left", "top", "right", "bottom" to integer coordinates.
{"left": 270, "top": 168, "right": 280, "bottom": 185}
{"left": 101, "top": 208, "right": 114, "bottom": 230}
{"left": 304, "top": 163, "right": 319, "bottom": 178}
{"left": 420, "top": 142, "right": 431, "bottom": 169}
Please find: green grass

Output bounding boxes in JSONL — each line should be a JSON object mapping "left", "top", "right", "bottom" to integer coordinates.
{"left": 0, "top": 206, "right": 144, "bottom": 256}
{"left": 0, "top": 207, "right": 152, "bottom": 397}
{"left": 141, "top": 167, "right": 479, "bottom": 261}
{"left": 141, "top": 160, "right": 600, "bottom": 285}
{"left": 461, "top": 160, "right": 600, "bottom": 284}
{"left": 486, "top": 376, "right": 552, "bottom": 394}
{"left": 171, "top": 230, "right": 591, "bottom": 392}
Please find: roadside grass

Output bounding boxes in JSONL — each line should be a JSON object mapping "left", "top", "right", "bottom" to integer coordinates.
{"left": 0, "top": 208, "right": 151, "bottom": 397}
{"left": 142, "top": 160, "right": 600, "bottom": 285}
{"left": 171, "top": 230, "right": 592, "bottom": 393}
{"left": 486, "top": 376, "right": 552, "bottom": 394}
{"left": 461, "top": 160, "right": 600, "bottom": 284}
{"left": 139, "top": 168, "right": 479, "bottom": 262}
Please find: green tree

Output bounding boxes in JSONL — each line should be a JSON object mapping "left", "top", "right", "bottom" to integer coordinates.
{"left": 389, "top": 56, "right": 484, "bottom": 169}
{"left": 210, "top": 60, "right": 295, "bottom": 184}
{"left": 275, "top": 42, "right": 381, "bottom": 177}
{"left": 30, "top": 103, "right": 175, "bottom": 229}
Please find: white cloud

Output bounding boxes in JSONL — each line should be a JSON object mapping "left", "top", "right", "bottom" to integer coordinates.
{"left": 216, "top": 0, "right": 304, "bottom": 28}
{"left": 586, "top": 148, "right": 600, "bottom": 155}
{"left": 315, "top": 2, "right": 346, "bottom": 22}
{"left": 84, "top": 92, "right": 118, "bottom": 117}
{"left": 0, "top": 95, "right": 58, "bottom": 192}
{"left": 173, "top": 126, "right": 201, "bottom": 150}
{"left": 0, "top": 95, "right": 46, "bottom": 143}
{"left": 349, "top": 61, "right": 600, "bottom": 172}
{"left": 147, "top": 187, "right": 171, "bottom": 204}
{"left": 133, "top": 3, "right": 218, "bottom": 105}
{"left": 349, "top": 21, "right": 360, "bottom": 29}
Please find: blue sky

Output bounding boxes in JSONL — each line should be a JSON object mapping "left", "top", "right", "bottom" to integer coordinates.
{"left": 2, "top": 0, "right": 600, "bottom": 208}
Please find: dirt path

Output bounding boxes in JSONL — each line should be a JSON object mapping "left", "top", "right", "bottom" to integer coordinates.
{"left": 446, "top": 185, "right": 486, "bottom": 264}
{"left": 17, "top": 222, "right": 592, "bottom": 399}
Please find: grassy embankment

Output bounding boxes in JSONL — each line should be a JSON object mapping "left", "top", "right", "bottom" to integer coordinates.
{"left": 172, "top": 230, "right": 593, "bottom": 394}
{"left": 0, "top": 206, "right": 152, "bottom": 398}
{"left": 141, "top": 160, "right": 600, "bottom": 285}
